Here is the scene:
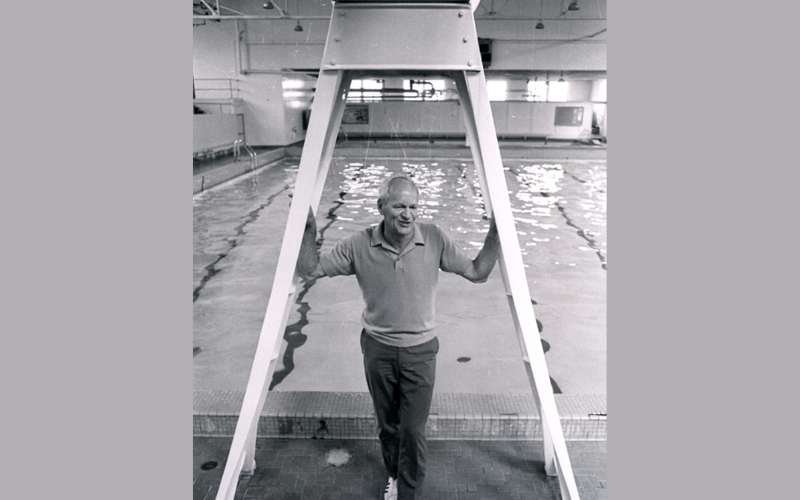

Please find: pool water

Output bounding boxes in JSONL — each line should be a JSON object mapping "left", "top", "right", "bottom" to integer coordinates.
{"left": 193, "top": 155, "right": 606, "bottom": 395}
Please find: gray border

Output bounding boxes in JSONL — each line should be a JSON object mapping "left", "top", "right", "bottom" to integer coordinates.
{"left": 11, "top": 1, "right": 792, "bottom": 498}
{"left": 611, "top": 1, "right": 795, "bottom": 498}
{"left": 4, "top": 2, "right": 186, "bottom": 498}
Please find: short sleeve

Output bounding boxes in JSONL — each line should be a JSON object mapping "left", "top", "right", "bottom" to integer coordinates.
{"left": 318, "top": 234, "right": 356, "bottom": 277}
{"left": 438, "top": 226, "right": 473, "bottom": 275}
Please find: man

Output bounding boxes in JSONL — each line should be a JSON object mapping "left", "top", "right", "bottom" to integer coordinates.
{"left": 297, "top": 176, "right": 500, "bottom": 500}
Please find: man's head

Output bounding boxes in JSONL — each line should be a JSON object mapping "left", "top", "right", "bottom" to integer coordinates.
{"left": 377, "top": 176, "right": 419, "bottom": 241}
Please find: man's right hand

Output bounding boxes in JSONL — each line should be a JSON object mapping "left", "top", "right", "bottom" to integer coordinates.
{"left": 298, "top": 206, "right": 324, "bottom": 279}
{"left": 306, "top": 206, "right": 317, "bottom": 230}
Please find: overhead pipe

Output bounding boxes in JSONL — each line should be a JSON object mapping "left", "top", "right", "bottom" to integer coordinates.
{"left": 243, "top": 41, "right": 326, "bottom": 45}
{"left": 243, "top": 38, "right": 604, "bottom": 47}
{"left": 475, "top": 16, "right": 604, "bottom": 20}
{"left": 234, "top": 20, "right": 241, "bottom": 74}
{"left": 193, "top": 14, "right": 605, "bottom": 21}
{"left": 193, "top": 0, "right": 602, "bottom": 22}
{"left": 492, "top": 36, "right": 606, "bottom": 43}
{"left": 197, "top": 0, "right": 219, "bottom": 16}
{"left": 240, "top": 69, "right": 319, "bottom": 77}
{"left": 193, "top": 15, "right": 332, "bottom": 20}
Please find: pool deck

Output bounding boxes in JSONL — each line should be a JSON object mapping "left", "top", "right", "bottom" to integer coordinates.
{"left": 194, "top": 436, "right": 607, "bottom": 500}
{"left": 194, "top": 139, "right": 606, "bottom": 447}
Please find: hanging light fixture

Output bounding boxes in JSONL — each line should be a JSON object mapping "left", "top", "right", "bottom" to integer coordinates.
{"left": 559, "top": 71, "right": 565, "bottom": 82}
{"left": 262, "top": 1, "right": 286, "bottom": 16}
{"left": 568, "top": 1, "right": 580, "bottom": 11}
{"left": 536, "top": 0, "right": 545, "bottom": 29}
{"left": 293, "top": 2, "right": 303, "bottom": 32}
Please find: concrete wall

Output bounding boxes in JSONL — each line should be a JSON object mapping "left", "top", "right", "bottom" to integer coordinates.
{"left": 193, "top": 20, "right": 296, "bottom": 146}
{"left": 193, "top": 17, "right": 237, "bottom": 78}
{"left": 193, "top": 115, "right": 239, "bottom": 152}
{"left": 590, "top": 79, "right": 608, "bottom": 102}
{"left": 338, "top": 101, "right": 594, "bottom": 139}
{"left": 568, "top": 80, "right": 593, "bottom": 102}
{"left": 193, "top": 0, "right": 607, "bottom": 146}
{"left": 484, "top": 41, "right": 606, "bottom": 72}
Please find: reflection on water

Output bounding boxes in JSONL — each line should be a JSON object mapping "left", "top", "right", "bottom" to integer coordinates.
{"left": 218, "top": 157, "right": 607, "bottom": 270}
{"left": 288, "top": 159, "right": 607, "bottom": 269}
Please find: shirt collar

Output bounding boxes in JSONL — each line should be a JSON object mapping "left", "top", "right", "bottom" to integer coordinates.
{"left": 371, "top": 221, "right": 425, "bottom": 251}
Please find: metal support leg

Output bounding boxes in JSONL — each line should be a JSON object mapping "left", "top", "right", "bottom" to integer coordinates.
{"left": 453, "top": 70, "right": 579, "bottom": 499}
{"left": 240, "top": 277, "right": 298, "bottom": 475}
{"left": 313, "top": 71, "right": 354, "bottom": 204}
{"left": 240, "top": 70, "right": 353, "bottom": 474}
{"left": 452, "top": 70, "right": 555, "bottom": 474}
{"left": 525, "top": 360, "right": 556, "bottom": 475}
{"left": 214, "top": 70, "right": 350, "bottom": 500}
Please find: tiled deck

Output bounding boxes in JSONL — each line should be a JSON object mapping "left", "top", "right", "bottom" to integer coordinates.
{"left": 194, "top": 391, "right": 606, "bottom": 441}
{"left": 194, "top": 437, "right": 607, "bottom": 500}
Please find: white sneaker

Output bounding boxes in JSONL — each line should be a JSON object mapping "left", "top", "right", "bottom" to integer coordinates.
{"left": 383, "top": 477, "right": 397, "bottom": 500}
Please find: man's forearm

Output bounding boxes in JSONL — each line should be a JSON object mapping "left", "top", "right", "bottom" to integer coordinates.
{"left": 473, "top": 224, "right": 500, "bottom": 278}
{"left": 464, "top": 218, "right": 501, "bottom": 283}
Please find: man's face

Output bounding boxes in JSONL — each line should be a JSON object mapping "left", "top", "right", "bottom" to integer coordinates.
{"left": 379, "top": 182, "right": 419, "bottom": 240}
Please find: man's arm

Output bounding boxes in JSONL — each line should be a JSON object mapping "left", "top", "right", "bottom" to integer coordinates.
{"left": 461, "top": 217, "right": 501, "bottom": 283}
{"left": 297, "top": 207, "right": 326, "bottom": 279}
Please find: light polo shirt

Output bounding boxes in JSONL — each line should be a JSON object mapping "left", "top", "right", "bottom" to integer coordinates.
{"left": 319, "top": 221, "right": 473, "bottom": 347}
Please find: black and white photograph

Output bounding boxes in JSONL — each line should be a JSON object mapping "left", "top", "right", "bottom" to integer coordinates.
{"left": 9, "top": 1, "right": 795, "bottom": 499}
{"left": 193, "top": 1, "right": 607, "bottom": 498}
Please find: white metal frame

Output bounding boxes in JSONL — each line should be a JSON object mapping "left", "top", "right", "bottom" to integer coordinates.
{"left": 213, "top": 2, "right": 579, "bottom": 499}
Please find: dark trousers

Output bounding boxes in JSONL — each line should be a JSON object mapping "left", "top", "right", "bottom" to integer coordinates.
{"left": 361, "top": 330, "right": 438, "bottom": 500}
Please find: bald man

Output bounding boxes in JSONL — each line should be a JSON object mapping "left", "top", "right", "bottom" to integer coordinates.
{"left": 298, "top": 176, "right": 500, "bottom": 500}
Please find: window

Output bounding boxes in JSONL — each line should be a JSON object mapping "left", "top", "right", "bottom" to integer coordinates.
{"left": 527, "top": 80, "right": 570, "bottom": 102}
{"left": 593, "top": 79, "right": 607, "bottom": 102}
{"left": 282, "top": 78, "right": 314, "bottom": 109}
{"left": 547, "top": 81, "right": 569, "bottom": 102}
{"left": 348, "top": 79, "right": 384, "bottom": 102}
{"left": 401, "top": 80, "right": 447, "bottom": 101}
{"left": 527, "top": 81, "right": 547, "bottom": 101}
{"left": 486, "top": 80, "right": 507, "bottom": 101}
{"left": 282, "top": 79, "right": 306, "bottom": 90}
{"left": 426, "top": 79, "right": 446, "bottom": 101}
{"left": 344, "top": 78, "right": 456, "bottom": 102}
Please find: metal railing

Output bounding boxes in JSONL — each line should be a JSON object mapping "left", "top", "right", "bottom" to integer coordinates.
{"left": 193, "top": 140, "right": 257, "bottom": 173}
{"left": 194, "top": 78, "right": 241, "bottom": 100}
{"left": 233, "top": 139, "right": 242, "bottom": 162}
{"left": 240, "top": 141, "right": 257, "bottom": 171}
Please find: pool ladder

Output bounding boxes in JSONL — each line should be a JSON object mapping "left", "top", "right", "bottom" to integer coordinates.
{"left": 234, "top": 139, "right": 258, "bottom": 171}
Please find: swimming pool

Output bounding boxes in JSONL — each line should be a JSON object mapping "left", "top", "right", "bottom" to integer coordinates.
{"left": 193, "top": 154, "right": 606, "bottom": 395}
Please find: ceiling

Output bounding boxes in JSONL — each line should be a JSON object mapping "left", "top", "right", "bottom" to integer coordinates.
{"left": 193, "top": 1, "right": 607, "bottom": 80}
